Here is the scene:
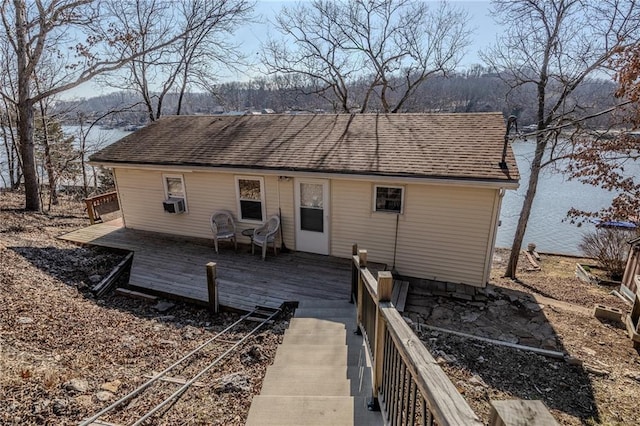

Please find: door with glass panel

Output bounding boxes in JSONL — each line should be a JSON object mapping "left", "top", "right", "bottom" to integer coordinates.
{"left": 294, "top": 179, "right": 329, "bottom": 255}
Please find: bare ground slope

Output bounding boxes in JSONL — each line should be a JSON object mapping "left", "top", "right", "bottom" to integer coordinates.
{"left": 0, "top": 191, "right": 286, "bottom": 425}
{"left": 406, "top": 249, "right": 640, "bottom": 425}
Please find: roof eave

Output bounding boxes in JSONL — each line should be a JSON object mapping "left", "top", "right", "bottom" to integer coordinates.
{"left": 90, "top": 159, "right": 519, "bottom": 190}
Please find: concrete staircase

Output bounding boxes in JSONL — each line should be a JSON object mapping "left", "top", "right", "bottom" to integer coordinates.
{"left": 246, "top": 300, "right": 383, "bottom": 426}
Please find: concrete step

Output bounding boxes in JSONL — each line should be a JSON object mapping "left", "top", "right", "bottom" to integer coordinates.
{"left": 283, "top": 329, "right": 363, "bottom": 346}
{"left": 288, "top": 317, "right": 354, "bottom": 332}
{"left": 294, "top": 308, "right": 356, "bottom": 321}
{"left": 246, "top": 396, "right": 357, "bottom": 426}
{"left": 260, "top": 366, "right": 350, "bottom": 396}
{"left": 297, "top": 299, "right": 354, "bottom": 309}
{"left": 272, "top": 344, "right": 365, "bottom": 367}
{"left": 281, "top": 332, "right": 361, "bottom": 346}
{"left": 246, "top": 396, "right": 382, "bottom": 426}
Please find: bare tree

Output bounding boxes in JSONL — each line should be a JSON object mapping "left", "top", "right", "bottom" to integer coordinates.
{"left": 0, "top": 0, "right": 250, "bottom": 211}
{"left": 482, "top": 0, "right": 640, "bottom": 278}
{"left": 262, "top": 1, "right": 355, "bottom": 112}
{"left": 0, "top": 98, "right": 21, "bottom": 189}
{"left": 262, "top": 0, "right": 470, "bottom": 113}
{"left": 101, "top": 0, "right": 251, "bottom": 121}
{"left": 174, "top": 0, "right": 251, "bottom": 115}
{"left": 0, "top": 30, "right": 20, "bottom": 189}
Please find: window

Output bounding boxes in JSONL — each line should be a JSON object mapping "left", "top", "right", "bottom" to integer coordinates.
{"left": 163, "top": 174, "right": 188, "bottom": 211}
{"left": 236, "top": 176, "right": 265, "bottom": 222}
{"left": 374, "top": 185, "right": 404, "bottom": 213}
{"left": 300, "top": 182, "right": 324, "bottom": 232}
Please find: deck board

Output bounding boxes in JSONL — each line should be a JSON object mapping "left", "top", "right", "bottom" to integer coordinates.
{"left": 59, "top": 220, "right": 384, "bottom": 312}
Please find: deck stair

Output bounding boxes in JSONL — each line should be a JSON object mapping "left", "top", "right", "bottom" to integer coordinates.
{"left": 246, "top": 300, "right": 383, "bottom": 425}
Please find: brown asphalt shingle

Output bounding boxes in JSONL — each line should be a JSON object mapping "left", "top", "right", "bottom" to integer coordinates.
{"left": 90, "top": 113, "right": 519, "bottom": 183}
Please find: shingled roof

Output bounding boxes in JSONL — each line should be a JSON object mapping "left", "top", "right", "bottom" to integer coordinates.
{"left": 90, "top": 113, "right": 519, "bottom": 184}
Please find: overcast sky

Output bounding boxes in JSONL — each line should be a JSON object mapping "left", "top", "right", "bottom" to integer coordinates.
{"left": 65, "top": 0, "right": 501, "bottom": 100}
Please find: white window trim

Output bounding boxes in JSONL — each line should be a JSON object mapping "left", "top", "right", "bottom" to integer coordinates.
{"left": 373, "top": 184, "right": 405, "bottom": 214}
{"left": 235, "top": 175, "right": 266, "bottom": 223}
{"left": 162, "top": 173, "right": 188, "bottom": 213}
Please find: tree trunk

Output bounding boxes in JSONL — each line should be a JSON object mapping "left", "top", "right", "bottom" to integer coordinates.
{"left": 176, "top": 66, "right": 189, "bottom": 115}
{"left": 1, "top": 123, "right": 17, "bottom": 189}
{"left": 155, "top": 92, "right": 165, "bottom": 120}
{"left": 14, "top": 0, "right": 40, "bottom": 211}
{"left": 38, "top": 101, "right": 58, "bottom": 206}
{"left": 505, "top": 135, "right": 546, "bottom": 278}
{"left": 78, "top": 120, "right": 89, "bottom": 198}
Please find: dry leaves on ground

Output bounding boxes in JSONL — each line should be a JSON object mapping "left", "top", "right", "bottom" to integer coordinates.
{"left": 406, "top": 248, "right": 640, "bottom": 425}
{"left": 0, "top": 191, "right": 288, "bottom": 425}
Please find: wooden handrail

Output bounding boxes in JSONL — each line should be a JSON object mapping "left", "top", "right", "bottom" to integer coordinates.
{"left": 85, "top": 191, "right": 119, "bottom": 224}
{"left": 379, "top": 302, "right": 482, "bottom": 425}
{"left": 353, "top": 246, "right": 482, "bottom": 426}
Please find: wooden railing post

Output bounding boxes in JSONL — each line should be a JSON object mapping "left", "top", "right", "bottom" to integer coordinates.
{"left": 206, "top": 262, "right": 219, "bottom": 313}
{"left": 358, "top": 249, "right": 367, "bottom": 268}
{"left": 350, "top": 243, "right": 358, "bottom": 303}
{"left": 370, "top": 270, "right": 393, "bottom": 411}
{"left": 85, "top": 198, "right": 96, "bottom": 225}
{"left": 356, "top": 249, "right": 367, "bottom": 333}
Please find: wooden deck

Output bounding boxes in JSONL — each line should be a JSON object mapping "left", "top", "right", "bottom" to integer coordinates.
{"left": 59, "top": 220, "right": 374, "bottom": 312}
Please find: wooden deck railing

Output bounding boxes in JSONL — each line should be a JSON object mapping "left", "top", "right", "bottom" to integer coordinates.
{"left": 85, "top": 191, "right": 119, "bottom": 224}
{"left": 352, "top": 245, "right": 482, "bottom": 426}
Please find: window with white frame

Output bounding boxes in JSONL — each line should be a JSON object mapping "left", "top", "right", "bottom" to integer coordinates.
{"left": 374, "top": 185, "right": 404, "bottom": 213}
{"left": 236, "top": 176, "right": 265, "bottom": 222}
{"left": 163, "top": 174, "right": 188, "bottom": 210}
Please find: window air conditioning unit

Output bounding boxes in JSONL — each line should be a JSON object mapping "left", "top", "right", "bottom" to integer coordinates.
{"left": 162, "top": 198, "right": 185, "bottom": 214}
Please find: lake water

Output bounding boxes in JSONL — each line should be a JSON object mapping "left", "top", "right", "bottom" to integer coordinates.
{"left": 495, "top": 140, "right": 633, "bottom": 255}
{"left": 0, "top": 128, "right": 632, "bottom": 255}
{"left": 0, "top": 125, "right": 130, "bottom": 189}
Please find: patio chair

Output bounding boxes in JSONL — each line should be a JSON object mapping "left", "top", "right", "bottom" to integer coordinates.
{"left": 252, "top": 215, "right": 280, "bottom": 260}
{"left": 210, "top": 211, "right": 237, "bottom": 254}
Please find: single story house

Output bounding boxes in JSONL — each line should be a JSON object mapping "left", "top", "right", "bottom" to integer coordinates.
{"left": 89, "top": 113, "right": 519, "bottom": 289}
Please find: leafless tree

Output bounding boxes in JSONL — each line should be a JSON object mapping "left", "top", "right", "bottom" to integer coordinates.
{"left": 262, "top": 0, "right": 470, "bottom": 113}
{"left": 0, "top": 0, "right": 251, "bottom": 211}
{"left": 100, "top": 0, "right": 251, "bottom": 121}
{"left": 173, "top": 0, "right": 251, "bottom": 115}
{"left": 0, "top": 98, "right": 21, "bottom": 189}
{"left": 482, "top": 0, "right": 640, "bottom": 278}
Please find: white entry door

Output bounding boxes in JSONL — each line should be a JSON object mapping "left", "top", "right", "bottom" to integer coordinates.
{"left": 294, "top": 179, "right": 330, "bottom": 255}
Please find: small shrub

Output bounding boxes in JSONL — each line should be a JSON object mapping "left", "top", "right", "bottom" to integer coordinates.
{"left": 579, "top": 228, "right": 636, "bottom": 280}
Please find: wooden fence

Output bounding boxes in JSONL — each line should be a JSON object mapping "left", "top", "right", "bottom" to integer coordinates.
{"left": 85, "top": 191, "right": 119, "bottom": 224}
{"left": 352, "top": 245, "right": 482, "bottom": 426}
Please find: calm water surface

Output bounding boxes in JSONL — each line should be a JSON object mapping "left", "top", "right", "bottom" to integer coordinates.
{"left": 496, "top": 140, "right": 634, "bottom": 255}
{"left": 0, "top": 125, "right": 130, "bottom": 188}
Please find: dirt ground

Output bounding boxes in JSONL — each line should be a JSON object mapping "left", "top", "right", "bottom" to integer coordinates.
{"left": 0, "top": 191, "right": 288, "bottom": 425}
{"left": 406, "top": 249, "right": 640, "bottom": 425}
